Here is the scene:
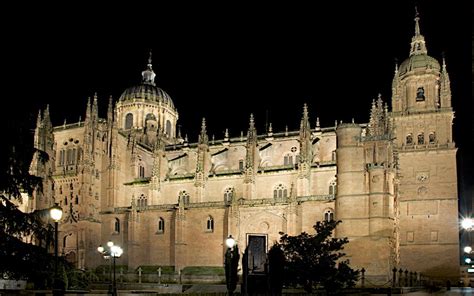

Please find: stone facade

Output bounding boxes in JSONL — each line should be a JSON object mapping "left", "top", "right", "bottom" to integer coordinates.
{"left": 29, "top": 14, "right": 459, "bottom": 282}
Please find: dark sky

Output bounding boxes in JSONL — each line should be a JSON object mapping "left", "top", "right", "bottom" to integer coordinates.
{"left": 2, "top": 2, "right": 472, "bottom": 210}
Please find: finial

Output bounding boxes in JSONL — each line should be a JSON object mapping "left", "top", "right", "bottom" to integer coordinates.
{"left": 352, "top": 118, "right": 355, "bottom": 124}
{"left": 36, "top": 110, "right": 42, "bottom": 126}
{"left": 212, "top": 134, "right": 215, "bottom": 144}
{"left": 78, "top": 116, "right": 81, "bottom": 123}
{"left": 394, "top": 58, "right": 399, "bottom": 73}
{"left": 442, "top": 52, "right": 447, "bottom": 70}
{"left": 177, "top": 125, "right": 182, "bottom": 139}
{"left": 93, "top": 92, "right": 98, "bottom": 101}
{"left": 224, "top": 128, "right": 229, "bottom": 139}
{"left": 63, "top": 118, "right": 67, "bottom": 127}
{"left": 142, "top": 50, "right": 156, "bottom": 85}
{"left": 249, "top": 113, "right": 254, "bottom": 126}
{"left": 316, "top": 117, "right": 320, "bottom": 128}
{"left": 414, "top": 6, "right": 420, "bottom": 36}
{"left": 240, "top": 131, "right": 244, "bottom": 141}
{"left": 285, "top": 125, "right": 288, "bottom": 136}
{"left": 268, "top": 123, "right": 273, "bottom": 133}
{"left": 303, "top": 103, "right": 308, "bottom": 116}
{"left": 335, "top": 120, "right": 338, "bottom": 127}
{"left": 184, "top": 134, "right": 188, "bottom": 143}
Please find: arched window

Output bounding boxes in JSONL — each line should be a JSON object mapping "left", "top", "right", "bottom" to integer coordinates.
{"left": 138, "top": 194, "right": 147, "bottom": 208}
{"left": 75, "top": 195, "right": 79, "bottom": 204}
{"left": 329, "top": 180, "right": 337, "bottom": 196}
{"left": 179, "top": 190, "right": 190, "bottom": 205}
{"left": 273, "top": 184, "right": 288, "bottom": 200}
{"left": 59, "top": 150, "right": 65, "bottom": 166}
{"left": 125, "top": 113, "right": 133, "bottom": 129}
{"left": 416, "top": 87, "right": 425, "bottom": 101}
{"left": 429, "top": 132, "right": 436, "bottom": 144}
{"left": 417, "top": 133, "right": 424, "bottom": 145}
{"left": 406, "top": 134, "right": 413, "bottom": 145}
{"left": 206, "top": 216, "right": 214, "bottom": 232}
{"left": 165, "top": 120, "right": 172, "bottom": 137}
{"left": 139, "top": 165, "right": 145, "bottom": 178}
{"left": 224, "top": 187, "right": 234, "bottom": 204}
{"left": 114, "top": 218, "right": 120, "bottom": 233}
{"left": 284, "top": 153, "right": 293, "bottom": 166}
{"left": 157, "top": 217, "right": 165, "bottom": 234}
{"left": 324, "top": 209, "right": 334, "bottom": 222}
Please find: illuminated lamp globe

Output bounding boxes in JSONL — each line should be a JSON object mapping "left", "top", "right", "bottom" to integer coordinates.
{"left": 49, "top": 204, "right": 63, "bottom": 222}
{"left": 225, "top": 235, "right": 236, "bottom": 249}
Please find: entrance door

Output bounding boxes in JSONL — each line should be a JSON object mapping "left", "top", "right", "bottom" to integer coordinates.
{"left": 246, "top": 234, "right": 267, "bottom": 274}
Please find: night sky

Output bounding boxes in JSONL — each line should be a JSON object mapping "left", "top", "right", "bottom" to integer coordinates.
{"left": 2, "top": 2, "right": 472, "bottom": 212}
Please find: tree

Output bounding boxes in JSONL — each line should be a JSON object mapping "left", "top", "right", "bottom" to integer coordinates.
{"left": 0, "top": 121, "right": 58, "bottom": 287}
{"left": 273, "top": 220, "right": 359, "bottom": 294}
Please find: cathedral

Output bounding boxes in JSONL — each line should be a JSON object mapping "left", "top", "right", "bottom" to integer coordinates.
{"left": 29, "top": 12, "right": 459, "bottom": 282}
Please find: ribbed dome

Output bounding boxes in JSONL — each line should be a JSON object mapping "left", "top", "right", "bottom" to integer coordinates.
{"left": 399, "top": 54, "right": 440, "bottom": 75}
{"left": 119, "top": 83, "right": 175, "bottom": 109}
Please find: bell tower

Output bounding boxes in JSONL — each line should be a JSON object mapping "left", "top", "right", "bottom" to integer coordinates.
{"left": 391, "top": 9, "right": 459, "bottom": 280}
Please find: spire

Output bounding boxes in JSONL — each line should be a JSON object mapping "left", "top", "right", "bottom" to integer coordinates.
{"left": 43, "top": 104, "right": 52, "bottom": 131}
{"left": 299, "top": 104, "right": 312, "bottom": 163}
{"left": 107, "top": 95, "right": 113, "bottom": 122}
{"left": 440, "top": 54, "right": 452, "bottom": 108}
{"left": 300, "top": 103, "right": 310, "bottom": 131}
{"left": 85, "top": 97, "right": 91, "bottom": 120}
{"left": 92, "top": 92, "right": 98, "bottom": 120}
{"left": 33, "top": 110, "right": 42, "bottom": 149}
{"left": 142, "top": 50, "right": 156, "bottom": 86}
{"left": 410, "top": 7, "right": 428, "bottom": 56}
{"left": 245, "top": 114, "right": 257, "bottom": 172}
{"left": 414, "top": 6, "right": 421, "bottom": 36}
{"left": 198, "top": 118, "right": 208, "bottom": 145}
{"left": 36, "top": 110, "right": 42, "bottom": 128}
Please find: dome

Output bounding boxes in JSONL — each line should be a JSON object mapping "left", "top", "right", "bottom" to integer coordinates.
{"left": 398, "top": 54, "right": 440, "bottom": 75}
{"left": 119, "top": 83, "right": 175, "bottom": 109}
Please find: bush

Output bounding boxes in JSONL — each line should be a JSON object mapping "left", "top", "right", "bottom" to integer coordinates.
{"left": 182, "top": 266, "right": 225, "bottom": 276}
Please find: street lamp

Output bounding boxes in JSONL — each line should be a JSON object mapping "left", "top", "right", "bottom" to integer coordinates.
{"left": 98, "top": 241, "right": 123, "bottom": 296}
{"left": 49, "top": 203, "right": 63, "bottom": 295}
{"left": 462, "top": 218, "right": 474, "bottom": 231}
{"left": 224, "top": 235, "right": 239, "bottom": 296}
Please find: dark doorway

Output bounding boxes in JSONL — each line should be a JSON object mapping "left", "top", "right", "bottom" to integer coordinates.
{"left": 246, "top": 234, "right": 267, "bottom": 274}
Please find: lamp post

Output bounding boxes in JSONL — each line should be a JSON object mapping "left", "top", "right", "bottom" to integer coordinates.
{"left": 98, "top": 241, "right": 123, "bottom": 296}
{"left": 461, "top": 217, "right": 473, "bottom": 287}
{"left": 225, "top": 235, "right": 239, "bottom": 296}
{"left": 49, "top": 203, "right": 63, "bottom": 295}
